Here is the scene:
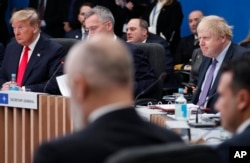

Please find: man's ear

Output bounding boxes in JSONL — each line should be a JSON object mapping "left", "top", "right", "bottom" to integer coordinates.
{"left": 106, "top": 21, "right": 113, "bottom": 31}
{"left": 237, "top": 89, "right": 250, "bottom": 112}
{"left": 72, "top": 75, "right": 87, "bottom": 104}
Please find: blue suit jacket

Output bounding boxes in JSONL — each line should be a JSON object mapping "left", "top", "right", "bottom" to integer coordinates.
{"left": 192, "top": 43, "right": 250, "bottom": 112}
{"left": 65, "top": 29, "right": 82, "bottom": 40}
{"left": 126, "top": 43, "right": 156, "bottom": 96}
{"left": 0, "top": 34, "right": 65, "bottom": 95}
{"left": 216, "top": 125, "right": 250, "bottom": 163}
{"left": 146, "top": 33, "right": 173, "bottom": 74}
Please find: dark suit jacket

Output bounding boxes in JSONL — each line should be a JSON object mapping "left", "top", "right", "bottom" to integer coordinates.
{"left": 0, "top": 34, "right": 65, "bottom": 94}
{"left": 65, "top": 29, "right": 82, "bottom": 40}
{"left": 0, "top": 43, "right": 5, "bottom": 67}
{"left": 216, "top": 125, "right": 250, "bottom": 163}
{"left": 192, "top": 43, "right": 250, "bottom": 112}
{"left": 175, "top": 34, "right": 200, "bottom": 64}
{"left": 126, "top": 43, "right": 156, "bottom": 96}
{"left": 29, "top": 0, "right": 69, "bottom": 37}
{"left": 146, "top": 33, "right": 173, "bottom": 74}
{"left": 33, "top": 108, "right": 183, "bottom": 163}
{"left": 143, "top": 0, "right": 183, "bottom": 54}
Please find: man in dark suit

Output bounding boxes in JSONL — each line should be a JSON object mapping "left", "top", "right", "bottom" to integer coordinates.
{"left": 192, "top": 15, "right": 250, "bottom": 112}
{"left": 65, "top": 3, "right": 93, "bottom": 40}
{"left": 215, "top": 55, "right": 250, "bottom": 163}
{"left": 0, "top": 8, "right": 65, "bottom": 94}
{"left": 126, "top": 18, "right": 173, "bottom": 74}
{"left": 175, "top": 10, "right": 203, "bottom": 64}
{"left": 84, "top": 6, "right": 156, "bottom": 96}
{"left": 29, "top": 0, "right": 69, "bottom": 38}
{"left": 33, "top": 34, "right": 183, "bottom": 163}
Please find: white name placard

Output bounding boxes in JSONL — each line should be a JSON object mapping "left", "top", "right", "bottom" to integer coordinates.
{"left": 0, "top": 91, "right": 40, "bottom": 109}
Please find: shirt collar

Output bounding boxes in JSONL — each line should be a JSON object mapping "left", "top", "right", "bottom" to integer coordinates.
{"left": 236, "top": 118, "right": 250, "bottom": 134}
{"left": 88, "top": 103, "right": 132, "bottom": 123}
{"left": 28, "top": 33, "right": 40, "bottom": 51}
{"left": 215, "top": 41, "right": 231, "bottom": 63}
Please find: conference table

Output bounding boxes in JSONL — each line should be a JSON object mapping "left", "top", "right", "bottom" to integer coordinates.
{"left": 0, "top": 91, "right": 73, "bottom": 163}
{"left": 135, "top": 105, "right": 232, "bottom": 145}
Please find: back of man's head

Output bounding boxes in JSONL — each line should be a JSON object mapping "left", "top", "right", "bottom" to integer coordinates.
{"left": 65, "top": 34, "right": 134, "bottom": 127}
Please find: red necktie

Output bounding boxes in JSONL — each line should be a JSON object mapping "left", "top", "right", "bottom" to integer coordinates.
{"left": 17, "top": 46, "right": 30, "bottom": 86}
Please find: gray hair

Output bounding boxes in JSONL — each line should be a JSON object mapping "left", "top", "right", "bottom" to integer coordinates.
{"left": 197, "top": 15, "right": 233, "bottom": 40}
{"left": 85, "top": 5, "right": 115, "bottom": 27}
{"left": 65, "top": 34, "right": 134, "bottom": 90}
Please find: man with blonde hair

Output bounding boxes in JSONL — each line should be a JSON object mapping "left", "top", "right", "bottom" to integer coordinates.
{"left": 33, "top": 34, "right": 183, "bottom": 163}
{"left": 192, "top": 15, "right": 250, "bottom": 112}
{"left": 0, "top": 8, "right": 65, "bottom": 94}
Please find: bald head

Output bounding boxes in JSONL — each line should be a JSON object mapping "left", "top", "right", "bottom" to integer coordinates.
{"left": 188, "top": 10, "right": 204, "bottom": 34}
{"left": 65, "top": 34, "right": 134, "bottom": 127}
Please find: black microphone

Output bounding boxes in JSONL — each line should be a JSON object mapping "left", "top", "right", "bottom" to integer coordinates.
{"left": 43, "top": 61, "right": 64, "bottom": 93}
{"left": 189, "top": 92, "right": 218, "bottom": 128}
{"left": 134, "top": 72, "right": 167, "bottom": 106}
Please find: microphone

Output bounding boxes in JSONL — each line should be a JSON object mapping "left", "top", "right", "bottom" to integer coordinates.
{"left": 134, "top": 72, "right": 167, "bottom": 106}
{"left": 189, "top": 92, "right": 218, "bottom": 128}
{"left": 43, "top": 61, "right": 64, "bottom": 93}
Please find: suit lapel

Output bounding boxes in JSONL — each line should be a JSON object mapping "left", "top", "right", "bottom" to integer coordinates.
{"left": 22, "top": 36, "right": 46, "bottom": 85}
{"left": 208, "top": 43, "right": 234, "bottom": 95}
{"left": 12, "top": 45, "right": 23, "bottom": 76}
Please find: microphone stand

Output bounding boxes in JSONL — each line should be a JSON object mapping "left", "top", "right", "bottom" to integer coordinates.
{"left": 134, "top": 72, "right": 167, "bottom": 107}
{"left": 189, "top": 92, "right": 217, "bottom": 128}
{"left": 43, "top": 61, "right": 64, "bottom": 93}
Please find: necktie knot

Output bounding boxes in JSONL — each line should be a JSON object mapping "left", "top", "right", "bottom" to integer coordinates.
{"left": 25, "top": 46, "right": 30, "bottom": 52}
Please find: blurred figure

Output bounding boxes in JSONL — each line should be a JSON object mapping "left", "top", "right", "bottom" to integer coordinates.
{"left": 29, "top": 0, "right": 68, "bottom": 37}
{"left": 175, "top": 10, "right": 204, "bottom": 64}
{"left": 63, "top": 0, "right": 97, "bottom": 33}
{"left": 33, "top": 34, "right": 183, "bottom": 163}
{"left": 85, "top": 6, "right": 157, "bottom": 97}
{"left": 143, "top": 0, "right": 183, "bottom": 54}
{"left": 240, "top": 34, "right": 250, "bottom": 48}
{"left": 126, "top": 18, "right": 173, "bottom": 74}
{"left": 215, "top": 55, "right": 250, "bottom": 163}
{"left": 191, "top": 15, "right": 250, "bottom": 112}
{"left": 0, "top": 8, "right": 65, "bottom": 94}
{"left": 65, "top": 3, "right": 94, "bottom": 40}
{"left": 0, "top": 42, "right": 5, "bottom": 67}
{"left": 0, "top": 0, "right": 10, "bottom": 45}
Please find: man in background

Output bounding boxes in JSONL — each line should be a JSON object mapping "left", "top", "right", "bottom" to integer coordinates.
{"left": 175, "top": 10, "right": 203, "bottom": 65}
{"left": 65, "top": 3, "right": 94, "bottom": 40}
{"left": 191, "top": 15, "right": 250, "bottom": 112}
{"left": 126, "top": 18, "right": 173, "bottom": 74}
{"left": 0, "top": 8, "right": 65, "bottom": 94}
{"left": 215, "top": 55, "right": 250, "bottom": 163}
{"left": 33, "top": 34, "right": 183, "bottom": 163}
{"left": 84, "top": 6, "right": 156, "bottom": 97}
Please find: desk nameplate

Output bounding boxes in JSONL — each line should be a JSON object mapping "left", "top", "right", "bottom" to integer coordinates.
{"left": 0, "top": 91, "right": 41, "bottom": 109}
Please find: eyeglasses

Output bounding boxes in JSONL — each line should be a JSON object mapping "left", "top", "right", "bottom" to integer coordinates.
{"left": 86, "top": 21, "right": 109, "bottom": 32}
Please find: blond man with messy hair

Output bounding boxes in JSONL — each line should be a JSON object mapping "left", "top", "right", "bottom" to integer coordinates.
{"left": 192, "top": 15, "right": 250, "bottom": 112}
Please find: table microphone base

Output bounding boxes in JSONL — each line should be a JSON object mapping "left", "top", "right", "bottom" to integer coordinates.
{"left": 188, "top": 122, "right": 217, "bottom": 128}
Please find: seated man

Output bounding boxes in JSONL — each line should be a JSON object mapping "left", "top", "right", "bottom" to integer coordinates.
{"left": 84, "top": 5, "right": 156, "bottom": 97}
{"left": 126, "top": 18, "right": 173, "bottom": 74}
{"left": 175, "top": 10, "right": 203, "bottom": 65}
{"left": 65, "top": 3, "right": 94, "bottom": 40}
{"left": 191, "top": 15, "right": 250, "bottom": 112}
{"left": 32, "top": 34, "right": 183, "bottom": 163}
{"left": 215, "top": 55, "right": 250, "bottom": 163}
{"left": 0, "top": 8, "right": 65, "bottom": 94}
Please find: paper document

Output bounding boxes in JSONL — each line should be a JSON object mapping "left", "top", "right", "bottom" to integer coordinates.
{"left": 56, "top": 74, "right": 70, "bottom": 97}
